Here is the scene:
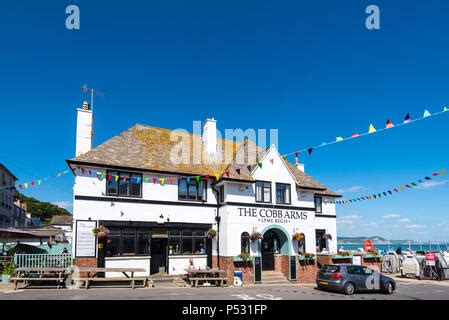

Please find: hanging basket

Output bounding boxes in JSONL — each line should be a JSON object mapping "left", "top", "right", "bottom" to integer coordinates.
{"left": 207, "top": 229, "right": 217, "bottom": 239}
{"left": 292, "top": 233, "right": 304, "bottom": 241}
{"left": 250, "top": 231, "right": 263, "bottom": 242}
{"left": 92, "top": 225, "right": 110, "bottom": 239}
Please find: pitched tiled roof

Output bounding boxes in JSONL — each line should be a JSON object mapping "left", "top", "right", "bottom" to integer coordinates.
{"left": 68, "top": 124, "right": 340, "bottom": 197}
{"left": 50, "top": 215, "right": 73, "bottom": 225}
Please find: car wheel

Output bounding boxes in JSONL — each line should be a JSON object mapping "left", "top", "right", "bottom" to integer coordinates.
{"left": 343, "top": 282, "right": 355, "bottom": 295}
{"left": 384, "top": 282, "right": 394, "bottom": 294}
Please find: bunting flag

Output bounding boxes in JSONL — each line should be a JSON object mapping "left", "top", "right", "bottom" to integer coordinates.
{"left": 195, "top": 176, "right": 200, "bottom": 183}
{"left": 336, "top": 168, "right": 446, "bottom": 205}
{"left": 257, "top": 162, "right": 262, "bottom": 169}
{"left": 281, "top": 107, "right": 448, "bottom": 158}
{"left": 269, "top": 159, "right": 274, "bottom": 164}
{"left": 225, "top": 170, "right": 230, "bottom": 177}
{"left": 246, "top": 165, "right": 252, "bottom": 172}
{"left": 235, "top": 168, "right": 241, "bottom": 175}
{"left": 160, "top": 178, "right": 165, "bottom": 186}
{"left": 403, "top": 113, "right": 411, "bottom": 123}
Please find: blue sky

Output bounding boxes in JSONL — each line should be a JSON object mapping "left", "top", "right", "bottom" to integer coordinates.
{"left": 1, "top": 1, "right": 448, "bottom": 241}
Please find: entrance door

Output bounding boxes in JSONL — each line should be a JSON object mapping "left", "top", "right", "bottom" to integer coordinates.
{"left": 262, "top": 230, "right": 280, "bottom": 270}
{"left": 150, "top": 238, "right": 167, "bottom": 274}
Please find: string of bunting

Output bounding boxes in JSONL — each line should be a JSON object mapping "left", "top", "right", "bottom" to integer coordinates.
{"left": 0, "top": 169, "right": 72, "bottom": 192}
{"left": 335, "top": 168, "right": 447, "bottom": 205}
{"left": 281, "top": 107, "right": 449, "bottom": 161}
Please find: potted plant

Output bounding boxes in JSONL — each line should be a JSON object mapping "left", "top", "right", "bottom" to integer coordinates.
{"left": 2, "top": 261, "right": 15, "bottom": 284}
{"left": 323, "top": 233, "right": 332, "bottom": 240}
{"left": 92, "top": 225, "right": 110, "bottom": 238}
{"left": 250, "top": 231, "right": 262, "bottom": 242}
{"left": 292, "top": 232, "right": 304, "bottom": 241}
{"left": 206, "top": 228, "right": 217, "bottom": 239}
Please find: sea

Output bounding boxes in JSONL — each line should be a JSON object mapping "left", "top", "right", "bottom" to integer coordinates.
{"left": 337, "top": 243, "right": 449, "bottom": 252}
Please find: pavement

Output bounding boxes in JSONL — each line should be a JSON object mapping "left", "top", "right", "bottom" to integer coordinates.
{"left": 1, "top": 277, "right": 448, "bottom": 300}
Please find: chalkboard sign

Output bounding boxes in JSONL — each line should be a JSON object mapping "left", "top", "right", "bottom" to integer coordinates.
{"left": 289, "top": 256, "right": 297, "bottom": 281}
{"left": 254, "top": 256, "right": 262, "bottom": 283}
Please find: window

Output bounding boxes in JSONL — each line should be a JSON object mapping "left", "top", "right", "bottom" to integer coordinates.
{"left": 255, "top": 181, "right": 271, "bottom": 203}
{"left": 314, "top": 196, "right": 323, "bottom": 213}
{"left": 169, "top": 231, "right": 181, "bottom": 255}
{"left": 347, "top": 266, "right": 364, "bottom": 275}
{"left": 178, "top": 178, "right": 207, "bottom": 201}
{"left": 241, "top": 232, "right": 250, "bottom": 254}
{"left": 106, "top": 170, "right": 142, "bottom": 197}
{"left": 219, "top": 185, "right": 224, "bottom": 203}
{"left": 121, "top": 228, "right": 136, "bottom": 255}
{"left": 276, "top": 183, "right": 291, "bottom": 204}
{"left": 298, "top": 233, "right": 306, "bottom": 254}
{"left": 137, "top": 229, "right": 150, "bottom": 255}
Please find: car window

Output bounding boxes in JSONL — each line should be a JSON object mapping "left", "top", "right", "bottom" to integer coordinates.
{"left": 321, "top": 265, "right": 340, "bottom": 273}
{"left": 347, "top": 266, "right": 364, "bottom": 275}
{"left": 363, "top": 267, "right": 375, "bottom": 275}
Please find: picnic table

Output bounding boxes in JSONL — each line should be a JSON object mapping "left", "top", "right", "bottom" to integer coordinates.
{"left": 185, "top": 268, "right": 228, "bottom": 287}
{"left": 74, "top": 267, "right": 151, "bottom": 289}
{"left": 12, "top": 267, "right": 69, "bottom": 290}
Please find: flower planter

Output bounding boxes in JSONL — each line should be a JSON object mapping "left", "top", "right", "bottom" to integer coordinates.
{"left": 298, "top": 256, "right": 316, "bottom": 265}
{"left": 332, "top": 255, "right": 353, "bottom": 260}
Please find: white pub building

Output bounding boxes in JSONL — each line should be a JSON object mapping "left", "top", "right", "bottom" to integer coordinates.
{"left": 68, "top": 102, "right": 340, "bottom": 284}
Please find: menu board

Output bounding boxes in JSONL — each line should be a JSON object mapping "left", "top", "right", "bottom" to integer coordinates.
{"left": 75, "top": 220, "right": 97, "bottom": 257}
{"left": 254, "top": 256, "right": 262, "bottom": 283}
{"left": 289, "top": 256, "right": 297, "bottom": 280}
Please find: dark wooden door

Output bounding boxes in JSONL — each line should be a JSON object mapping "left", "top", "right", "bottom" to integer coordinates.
{"left": 150, "top": 238, "right": 167, "bottom": 274}
{"left": 262, "top": 230, "right": 279, "bottom": 270}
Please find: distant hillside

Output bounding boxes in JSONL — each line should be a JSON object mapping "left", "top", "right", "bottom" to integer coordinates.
{"left": 16, "top": 192, "right": 71, "bottom": 223}
{"left": 338, "top": 236, "right": 415, "bottom": 244}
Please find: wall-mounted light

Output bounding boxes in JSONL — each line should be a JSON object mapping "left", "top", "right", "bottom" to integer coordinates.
{"left": 158, "top": 214, "right": 165, "bottom": 224}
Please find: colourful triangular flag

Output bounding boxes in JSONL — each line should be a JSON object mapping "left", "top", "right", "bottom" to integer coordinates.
{"left": 441, "top": 169, "right": 446, "bottom": 176}
{"left": 18, "top": 184, "right": 22, "bottom": 190}
{"left": 246, "top": 165, "right": 252, "bottom": 172}
{"left": 257, "top": 162, "right": 262, "bottom": 169}
{"left": 269, "top": 159, "right": 274, "bottom": 164}
{"left": 385, "top": 119, "right": 394, "bottom": 129}
{"left": 153, "top": 178, "right": 157, "bottom": 184}
{"left": 368, "top": 124, "right": 376, "bottom": 133}
{"left": 444, "top": 106, "right": 449, "bottom": 112}
{"left": 145, "top": 177, "right": 149, "bottom": 183}
{"left": 24, "top": 182, "right": 28, "bottom": 189}
{"left": 235, "top": 168, "right": 241, "bottom": 175}
{"left": 225, "top": 170, "right": 230, "bottom": 177}
{"left": 38, "top": 180, "right": 42, "bottom": 185}
{"left": 281, "top": 155, "right": 287, "bottom": 160}
{"left": 195, "top": 176, "right": 200, "bottom": 183}
{"left": 214, "top": 173, "right": 220, "bottom": 180}
{"left": 423, "top": 109, "right": 431, "bottom": 117}
{"left": 336, "top": 137, "right": 343, "bottom": 142}
{"left": 205, "top": 175, "right": 210, "bottom": 182}
{"left": 307, "top": 148, "right": 313, "bottom": 155}
{"left": 403, "top": 113, "right": 411, "bottom": 123}
{"left": 320, "top": 142, "right": 326, "bottom": 146}
{"left": 160, "top": 178, "right": 165, "bottom": 186}
{"left": 169, "top": 178, "right": 174, "bottom": 184}
{"left": 294, "top": 152, "right": 299, "bottom": 157}
{"left": 186, "top": 177, "right": 191, "bottom": 184}
{"left": 351, "top": 133, "right": 360, "bottom": 138}
{"left": 178, "top": 177, "right": 182, "bottom": 184}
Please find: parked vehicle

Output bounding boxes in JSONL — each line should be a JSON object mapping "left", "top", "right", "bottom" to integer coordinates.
{"left": 316, "top": 264, "right": 396, "bottom": 295}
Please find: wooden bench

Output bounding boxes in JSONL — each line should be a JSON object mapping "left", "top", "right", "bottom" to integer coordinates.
{"left": 74, "top": 276, "right": 151, "bottom": 289}
{"left": 189, "top": 277, "right": 228, "bottom": 287}
{"left": 11, "top": 277, "right": 67, "bottom": 290}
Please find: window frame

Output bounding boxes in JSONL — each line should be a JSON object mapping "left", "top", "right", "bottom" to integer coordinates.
{"left": 177, "top": 178, "right": 207, "bottom": 202}
{"left": 275, "top": 183, "right": 291, "bottom": 205}
{"left": 314, "top": 196, "right": 323, "bottom": 213}
{"left": 106, "top": 170, "right": 142, "bottom": 198}
{"left": 241, "top": 232, "right": 251, "bottom": 254}
{"left": 255, "top": 180, "right": 272, "bottom": 203}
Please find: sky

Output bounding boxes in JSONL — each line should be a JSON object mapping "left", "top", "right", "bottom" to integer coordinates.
{"left": 0, "top": 1, "right": 448, "bottom": 241}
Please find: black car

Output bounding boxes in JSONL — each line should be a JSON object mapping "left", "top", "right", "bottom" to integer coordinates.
{"left": 316, "top": 264, "right": 396, "bottom": 295}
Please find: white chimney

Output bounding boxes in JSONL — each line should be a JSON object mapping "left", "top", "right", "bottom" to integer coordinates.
{"left": 202, "top": 118, "right": 217, "bottom": 155}
{"left": 75, "top": 101, "right": 93, "bottom": 157}
{"left": 295, "top": 157, "right": 305, "bottom": 172}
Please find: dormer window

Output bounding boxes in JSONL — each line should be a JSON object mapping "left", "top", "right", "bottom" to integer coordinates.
{"left": 276, "top": 183, "right": 291, "bottom": 204}
{"left": 255, "top": 181, "right": 271, "bottom": 203}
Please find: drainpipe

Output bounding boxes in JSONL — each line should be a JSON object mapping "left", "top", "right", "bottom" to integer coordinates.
{"left": 211, "top": 182, "right": 221, "bottom": 269}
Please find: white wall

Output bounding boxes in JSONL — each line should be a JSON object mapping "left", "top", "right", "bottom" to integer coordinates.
{"left": 169, "top": 255, "right": 207, "bottom": 275}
